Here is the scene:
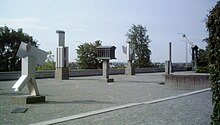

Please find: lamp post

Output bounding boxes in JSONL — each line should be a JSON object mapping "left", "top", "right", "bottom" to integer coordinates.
{"left": 178, "top": 33, "right": 188, "bottom": 67}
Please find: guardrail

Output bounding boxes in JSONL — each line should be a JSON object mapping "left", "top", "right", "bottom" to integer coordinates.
{"left": 0, "top": 67, "right": 187, "bottom": 81}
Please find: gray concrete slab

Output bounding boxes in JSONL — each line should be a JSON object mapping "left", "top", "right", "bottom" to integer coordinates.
{"left": 0, "top": 72, "right": 212, "bottom": 125}
{"left": 59, "top": 90, "right": 212, "bottom": 125}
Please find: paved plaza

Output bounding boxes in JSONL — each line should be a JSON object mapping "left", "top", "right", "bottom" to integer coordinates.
{"left": 0, "top": 73, "right": 212, "bottom": 125}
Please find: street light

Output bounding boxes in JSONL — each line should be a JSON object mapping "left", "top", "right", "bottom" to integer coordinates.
{"left": 178, "top": 33, "right": 188, "bottom": 66}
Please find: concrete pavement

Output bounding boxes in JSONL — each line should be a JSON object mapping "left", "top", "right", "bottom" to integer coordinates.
{"left": 0, "top": 73, "right": 212, "bottom": 125}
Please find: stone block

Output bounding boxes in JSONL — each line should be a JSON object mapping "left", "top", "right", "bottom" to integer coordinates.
{"left": 55, "top": 67, "right": 69, "bottom": 80}
{"left": 11, "top": 95, "right": 45, "bottom": 104}
{"left": 164, "top": 74, "right": 211, "bottom": 90}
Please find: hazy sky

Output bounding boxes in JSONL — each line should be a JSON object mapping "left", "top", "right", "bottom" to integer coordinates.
{"left": 0, "top": 0, "right": 218, "bottom": 63}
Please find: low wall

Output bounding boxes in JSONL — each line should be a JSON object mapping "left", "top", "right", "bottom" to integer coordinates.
{"left": 164, "top": 74, "right": 211, "bottom": 90}
{"left": 135, "top": 68, "right": 164, "bottom": 73}
{"left": 0, "top": 67, "right": 187, "bottom": 81}
{"left": 0, "top": 71, "right": 55, "bottom": 81}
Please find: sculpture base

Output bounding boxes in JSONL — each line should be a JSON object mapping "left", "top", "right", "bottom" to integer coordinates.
{"left": 125, "top": 61, "right": 135, "bottom": 75}
{"left": 99, "top": 78, "right": 114, "bottom": 83}
{"left": 11, "top": 95, "right": 45, "bottom": 104}
{"left": 125, "top": 68, "right": 135, "bottom": 75}
{"left": 55, "top": 67, "right": 69, "bottom": 80}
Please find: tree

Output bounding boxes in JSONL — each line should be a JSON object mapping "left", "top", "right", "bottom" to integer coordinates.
{"left": 196, "top": 47, "right": 209, "bottom": 73}
{"left": 0, "top": 26, "right": 38, "bottom": 71}
{"left": 76, "top": 40, "right": 102, "bottom": 69}
{"left": 206, "top": 1, "right": 220, "bottom": 124}
{"left": 197, "top": 48, "right": 209, "bottom": 67}
{"left": 126, "top": 24, "right": 151, "bottom": 68}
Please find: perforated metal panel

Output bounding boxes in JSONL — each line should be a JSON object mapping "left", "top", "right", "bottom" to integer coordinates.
{"left": 97, "top": 46, "right": 116, "bottom": 60}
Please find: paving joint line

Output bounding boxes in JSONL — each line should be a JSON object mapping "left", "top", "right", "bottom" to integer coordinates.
{"left": 30, "top": 88, "right": 211, "bottom": 125}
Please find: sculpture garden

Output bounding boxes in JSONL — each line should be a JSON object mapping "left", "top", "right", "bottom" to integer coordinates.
{"left": 0, "top": 28, "right": 212, "bottom": 125}
{"left": 0, "top": 72, "right": 212, "bottom": 125}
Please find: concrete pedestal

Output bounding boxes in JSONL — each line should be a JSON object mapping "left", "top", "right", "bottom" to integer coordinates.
{"left": 99, "top": 78, "right": 114, "bottom": 82}
{"left": 11, "top": 95, "right": 45, "bottom": 104}
{"left": 55, "top": 67, "right": 69, "bottom": 80}
{"left": 125, "top": 61, "right": 135, "bottom": 75}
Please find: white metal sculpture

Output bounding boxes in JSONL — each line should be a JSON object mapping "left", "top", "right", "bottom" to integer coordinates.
{"left": 122, "top": 42, "right": 135, "bottom": 61}
{"left": 12, "top": 42, "right": 47, "bottom": 95}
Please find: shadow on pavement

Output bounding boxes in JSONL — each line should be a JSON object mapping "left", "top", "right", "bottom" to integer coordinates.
{"left": 119, "top": 80, "right": 164, "bottom": 84}
{"left": 0, "top": 92, "right": 23, "bottom": 96}
{"left": 45, "top": 100, "right": 114, "bottom": 105}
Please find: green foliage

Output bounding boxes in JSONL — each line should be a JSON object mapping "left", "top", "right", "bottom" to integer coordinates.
{"left": 196, "top": 48, "right": 209, "bottom": 73}
{"left": 197, "top": 48, "right": 209, "bottom": 67}
{"left": 0, "top": 26, "right": 38, "bottom": 71}
{"left": 76, "top": 40, "right": 102, "bottom": 69}
{"left": 126, "top": 24, "right": 151, "bottom": 68}
{"left": 36, "top": 61, "right": 55, "bottom": 71}
{"left": 196, "top": 66, "right": 210, "bottom": 73}
{"left": 206, "top": 1, "right": 220, "bottom": 124}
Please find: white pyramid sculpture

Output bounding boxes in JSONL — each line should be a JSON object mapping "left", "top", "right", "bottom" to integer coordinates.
{"left": 12, "top": 42, "right": 48, "bottom": 96}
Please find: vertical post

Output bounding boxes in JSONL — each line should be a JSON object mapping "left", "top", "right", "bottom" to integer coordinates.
{"left": 165, "top": 60, "right": 170, "bottom": 74}
{"left": 166, "top": 42, "right": 172, "bottom": 74}
{"left": 192, "top": 47, "right": 195, "bottom": 70}
{"left": 194, "top": 45, "right": 198, "bottom": 70}
{"left": 102, "top": 60, "right": 109, "bottom": 79}
{"left": 126, "top": 42, "right": 135, "bottom": 75}
{"left": 191, "top": 45, "right": 198, "bottom": 70}
{"left": 186, "top": 41, "right": 188, "bottom": 67}
{"left": 195, "top": 48, "right": 198, "bottom": 70}
{"left": 169, "top": 42, "right": 171, "bottom": 63}
{"left": 169, "top": 42, "right": 173, "bottom": 73}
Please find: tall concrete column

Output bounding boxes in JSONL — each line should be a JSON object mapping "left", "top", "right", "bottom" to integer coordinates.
{"left": 55, "top": 30, "right": 69, "bottom": 80}
{"left": 126, "top": 42, "right": 135, "bottom": 75}
{"left": 169, "top": 42, "right": 173, "bottom": 73}
{"left": 102, "top": 60, "right": 109, "bottom": 79}
{"left": 165, "top": 42, "right": 173, "bottom": 74}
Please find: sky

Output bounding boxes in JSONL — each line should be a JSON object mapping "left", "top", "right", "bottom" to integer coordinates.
{"left": 0, "top": 0, "right": 218, "bottom": 63}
